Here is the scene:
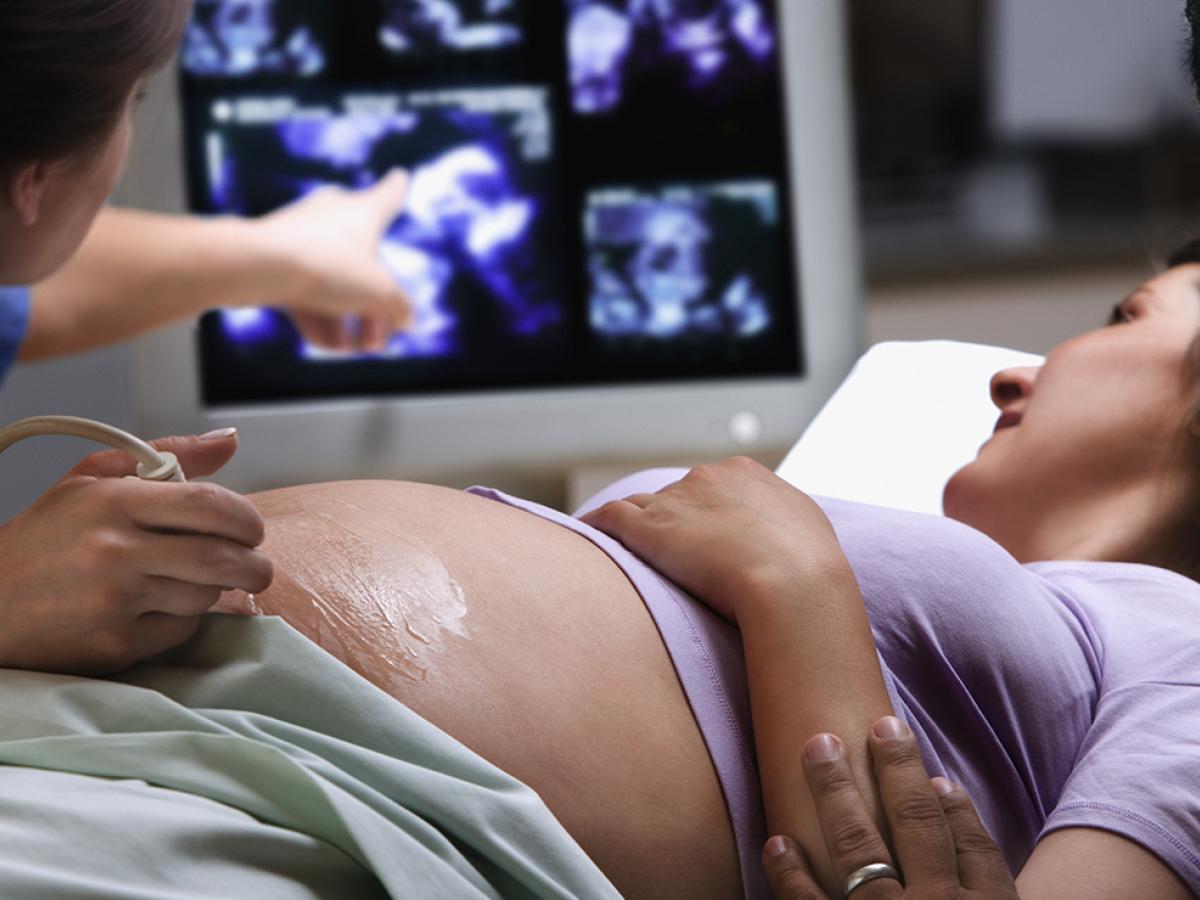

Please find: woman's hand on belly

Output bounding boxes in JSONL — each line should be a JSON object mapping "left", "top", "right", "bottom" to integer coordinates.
{"left": 581, "top": 456, "right": 850, "bottom": 623}
{"left": 587, "top": 459, "right": 897, "bottom": 894}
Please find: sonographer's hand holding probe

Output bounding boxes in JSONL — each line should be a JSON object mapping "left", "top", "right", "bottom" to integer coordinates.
{"left": 0, "top": 429, "right": 272, "bottom": 675}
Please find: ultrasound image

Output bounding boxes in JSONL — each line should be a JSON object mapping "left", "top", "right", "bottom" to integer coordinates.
{"left": 567, "top": 0, "right": 776, "bottom": 115}
{"left": 380, "top": 0, "right": 524, "bottom": 55}
{"left": 586, "top": 182, "right": 778, "bottom": 340}
{"left": 183, "top": 0, "right": 327, "bottom": 78}
{"left": 204, "top": 89, "right": 560, "bottom": 361}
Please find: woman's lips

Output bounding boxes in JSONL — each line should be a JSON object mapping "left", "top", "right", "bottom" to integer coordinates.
{"left": 993, "top": 412, "right": 1023, "bottom": 433}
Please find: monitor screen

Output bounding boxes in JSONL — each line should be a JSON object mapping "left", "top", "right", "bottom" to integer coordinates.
{"left": 181, "top": 0, "right": 800, "bottom": 406}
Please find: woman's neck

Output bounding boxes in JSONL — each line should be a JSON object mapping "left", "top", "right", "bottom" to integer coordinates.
{"left": 1016, "top": 475, "right": 1188, "bottom": 571}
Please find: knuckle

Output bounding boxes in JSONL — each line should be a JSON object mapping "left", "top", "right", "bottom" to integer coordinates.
{"left": 200, "top": 540, "right": 237, "bottom": 574}
{"left": 877, "top": 740, "right": 925, "bottom": 772}
{"left": 955, "top": 828, "right": 1002, "bottom": 858}
{"left": 87, "top": 477, "right": 128, "bottom": 514}
{"left": 809, "top": 760, "right": 856, "bottom": 796}
{"left": 599, "top": 500, "right": 631, "bottom": 521}
{"left": 828, "top": 819, "right": 883, "bottom": 860}
{"left": 893, "top": 790, "right": 948, "bottom": 830}
{"left": 186, "top": 482, "right": 225, "bottom": 520}
{"left": 87, "top": 529, "right": 132, "bottom": 570}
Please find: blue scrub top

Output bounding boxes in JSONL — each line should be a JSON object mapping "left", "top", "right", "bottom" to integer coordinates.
{"left": 0, "top": 286, "right": 30, "bottom": 387}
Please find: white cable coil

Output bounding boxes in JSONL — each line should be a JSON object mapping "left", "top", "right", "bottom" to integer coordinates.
{"left": 0, "top": 416, "right": 185, "bottom": 483}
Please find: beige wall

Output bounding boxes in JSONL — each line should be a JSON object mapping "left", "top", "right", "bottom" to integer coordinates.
{"left": 865, "top": 262, "right": 1156, "bottom": 356}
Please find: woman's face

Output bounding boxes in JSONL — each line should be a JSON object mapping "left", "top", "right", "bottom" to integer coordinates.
{"left": 944, "top": 264, "right": 1200, "bottom": 559}
{"left": 1, "top": 91, "right": 135, "bottom": 285}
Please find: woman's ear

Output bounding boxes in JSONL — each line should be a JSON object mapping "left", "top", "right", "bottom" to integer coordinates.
{"left": 9, "top": 162, "right": 47, "bottom": 227}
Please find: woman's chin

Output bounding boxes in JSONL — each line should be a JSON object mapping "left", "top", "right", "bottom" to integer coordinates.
{"left": 942, "top": 464, "right": 974, "bottom": 522}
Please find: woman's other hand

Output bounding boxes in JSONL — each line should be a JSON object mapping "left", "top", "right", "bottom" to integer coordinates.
{"left": 259, "top": 170, "right": 414, "bottom": 353}
{"left": 765, "top": 717, "right": 1018, "bottom": 900}
{"left": 581, "top": 457, "right": 846, "bottom": 623}
{"left": 0, "top": 431, "right": 273, "bottom": 675}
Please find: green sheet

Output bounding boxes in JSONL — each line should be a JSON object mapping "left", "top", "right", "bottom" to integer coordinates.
{"left": 0, "top": 615, "right": 621, "bottom": 899}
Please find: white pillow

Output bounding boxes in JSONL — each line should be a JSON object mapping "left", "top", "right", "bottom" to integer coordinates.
{"left": 776, "top": 341, "right": 1043, "bottom": 515}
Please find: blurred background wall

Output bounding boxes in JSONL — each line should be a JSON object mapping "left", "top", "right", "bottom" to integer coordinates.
{"left": 854, "top": 0, "right": 1200, "bottom": 355}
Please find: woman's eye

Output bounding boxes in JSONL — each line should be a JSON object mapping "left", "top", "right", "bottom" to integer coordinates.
{"left": 1108, "top": 303, "right": 1134, "bottom": 326}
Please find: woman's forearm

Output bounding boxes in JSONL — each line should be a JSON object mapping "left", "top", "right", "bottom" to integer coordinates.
{"left": 22, "top": 208, "right": 303, "bottom": 361}
{"left": 739, "top": 560, "right": 895, "bottom": 896}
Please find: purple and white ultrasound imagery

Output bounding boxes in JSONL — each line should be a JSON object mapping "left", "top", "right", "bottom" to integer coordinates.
{"left": 380, "top": 0, "right": 524, "bottom": 55}
{"left": 566, "top": 0, "right": 777, "bottom": 116}
{"left": 183, "top": 0, "right": 327, "bottom": 78}
{"left": 586, "top": 182, "right": 778, "bottom": 341}
{"left": 204, "top": 88, "right": 560, "bottom": 361}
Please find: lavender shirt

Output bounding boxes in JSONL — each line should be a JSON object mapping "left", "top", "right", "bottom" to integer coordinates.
{"left": 824, "top": 496, "right": 1200, "bottom": 891}
{"left": 494, "top": 470, "right": 1200, "bottom": 894}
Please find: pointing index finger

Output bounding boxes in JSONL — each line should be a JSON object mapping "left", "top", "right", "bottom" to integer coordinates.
{"left": 370, "top": 169, "right": 411, "bottom": 221}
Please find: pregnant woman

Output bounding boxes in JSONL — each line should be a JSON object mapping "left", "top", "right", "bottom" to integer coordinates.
{"left": 3, "top": 3, "right": 1196, "bottom": 896}
{"left": 210, "top": 251, "right": 1200, "bottom": 899}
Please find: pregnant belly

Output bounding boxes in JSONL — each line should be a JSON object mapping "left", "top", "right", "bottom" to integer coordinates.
{"left": 219, "top": 480, "right": 742, "bottom": 899}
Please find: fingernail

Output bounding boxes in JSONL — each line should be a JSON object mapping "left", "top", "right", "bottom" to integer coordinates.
{"left": 873, "top": 716, "right": 909, "bottom": 740}
{"left": 931, "top": 777, "right": 956, "bottom": 797}
{"left": 764, "top": 836, "right": 792, "bottom": 860}
{"left": 201, "top": 427, "right": 238, "bottom": 441}
{"left": 805, "top": 734, "right": 842, "bottom": 763}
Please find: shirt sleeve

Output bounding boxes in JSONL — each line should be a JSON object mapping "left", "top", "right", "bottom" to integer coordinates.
{"left": 1033, "top": 565, "right": 1200, "bottom": 894}
{"left": 0, "top": 286, "right": 31, "bottom": 387}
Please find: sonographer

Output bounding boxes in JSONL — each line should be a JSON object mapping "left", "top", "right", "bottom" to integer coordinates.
{"left": 0, "top": 2, "right": 411, "bottom": 674}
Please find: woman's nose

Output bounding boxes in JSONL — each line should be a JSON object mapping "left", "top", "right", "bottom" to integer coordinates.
{"left": 990, "top": 366, "right": 1040, "bottom": 408}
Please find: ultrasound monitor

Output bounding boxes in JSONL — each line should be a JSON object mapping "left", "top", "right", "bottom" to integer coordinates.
{"left": 133, "top": 0, "right": 862, "bottom": 493}
{"left": 182, "top": 0, "right": 329, "bottom": 79}
{"left": 567, "top": 0, "right": 776, "bottom": 116}
{"left": 198, "top": 87, "right": 568, "bottom": 401}
{"left": 380, "top": 0, "right": 524, "bottom": 54}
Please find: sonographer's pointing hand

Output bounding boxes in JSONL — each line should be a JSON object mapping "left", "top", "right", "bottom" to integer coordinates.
{"left": 764, "top": 718, "right": 1018, "bottom": 900}
{"left": 0, "top": 430, "right": 272, "bottom": 675}
{"left": 260, "top": 169, "right": 414, "bottom": 353}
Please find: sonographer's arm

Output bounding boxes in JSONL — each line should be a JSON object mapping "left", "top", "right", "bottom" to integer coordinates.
{"left": 0, "top": 431, "right": 272, "bottom": 675}
{"left": 19, "top": 171, "right": 413, "bottom": 361}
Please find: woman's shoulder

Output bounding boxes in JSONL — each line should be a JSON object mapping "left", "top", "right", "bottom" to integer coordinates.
{"left": 1037, "top": 564, "right": 1200, "bottom": 897}
{"left": 1026, "top": 560, "right": 1200, "bottom": 679}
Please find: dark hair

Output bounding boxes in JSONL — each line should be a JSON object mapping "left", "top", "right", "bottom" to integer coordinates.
{"left": 0, "top": 0, "right": 191, "bottom": 176}
{"left": 1168, "top": 238, "right": 1200, "bottom": 269}
{"left": 1160, "top": 235, "right": 1200, "bottom": 581}
{"left": 1189, "top": 0, "right": 1200, "bottom": 104}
